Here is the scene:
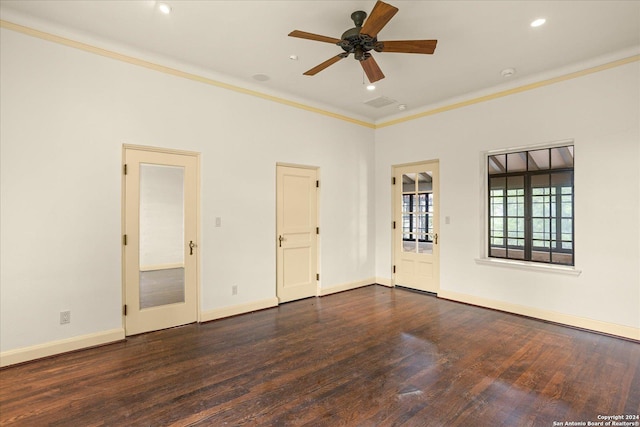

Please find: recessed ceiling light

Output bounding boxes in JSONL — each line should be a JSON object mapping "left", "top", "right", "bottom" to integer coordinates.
{"left": 530, "top": 18, "right": 546, "bottom": 27}
{"left": 289, "top": 54, "right": 298, "bottom": 60}
{"left": 501, "top": 68, "right": 516, "bottom": 78}
{"left": 366, "top": 84, "right": 376, "bottom": 91}
{"left": 158, "top": 3, "right": 172, "bottom": 14}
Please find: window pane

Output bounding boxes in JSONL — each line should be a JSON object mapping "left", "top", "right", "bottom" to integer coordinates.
{"left": 507, "top": 218, "right": 524, "bottom": 240}
{"left": 488, "top": 154, "right": 506, "bottom": 175}
{"left": 490, "top": 176, "right": 506, "bottom": 191}
{"left": 417, "top": 214, "right": 426, "bottom": 234}
{"left": 418, "top": 241, "right": 433, "bottom": 254}
{"left": 402, "top": 240, "right": 417, "bottom": 253}
{"left": 552, "top": 252, "right": 573, "bottom": 265}
{"left": 491, "top": 218, "right": 504, "bottom": 236}
{"left": 402, "top": 214, "right": 413, "bottom": 233}
{"left": 417, "top": 194, "right": 427, "bottom": 212}
{"left": 402, "top": 195, "right": 411, "bottom": 212}
{"left": 402, "top": 173, "right": 416, "bottom": 192}
{"left": 531, "top": 194, "right": 550, "bottom": 217}
{"left": 532, "top": 251, "right": 550, "bottom": 262}
{"left": 417, "top": 172, "right": 433, "bottom": 192}
{"left": 528, "top": 149, "right": 550, "bottom": 170}
{"left": 508, "top": 249, "right": 525, "bottom": 260}
{"left": 507, "top": 152, "right": 526, "bottom": 172}
{"left": 507, "top": 175, "right": 524, "bottom": 190}
{"left": 552, "top": 171, "right": 572, "bottom": 187}
{"left": 551, "top": 146, "right": 574, "bottom": 169}
{"left": 490, "top": 247, "right": 506, "bottom": 257}
{"left": 531, "top": 173, "right": 550, "bottom": 189}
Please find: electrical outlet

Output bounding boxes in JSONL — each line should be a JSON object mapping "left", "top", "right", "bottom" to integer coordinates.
{"left": 60, "top": 310, "right": 71, "bottom": 325}
{"left": 232, "top": 285, "right": 238, "bottom": 295}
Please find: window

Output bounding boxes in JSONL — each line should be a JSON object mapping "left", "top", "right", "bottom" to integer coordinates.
{"left": 488, "top": 145, "right": 574, "bottom": 266}
{"left": 402, "top": 193, "right": 433, "bottom": 240}
{"left": 401, "top": 172, "right": 434, "bottom": 253}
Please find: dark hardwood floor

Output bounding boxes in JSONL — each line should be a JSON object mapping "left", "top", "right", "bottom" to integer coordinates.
{"left": 1, "top": 285, "right": 638, "bottom": 426}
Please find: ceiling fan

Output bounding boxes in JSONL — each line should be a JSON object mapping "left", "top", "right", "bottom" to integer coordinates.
{"left": 288, "top": 0, "right": 437, "bottom": 83}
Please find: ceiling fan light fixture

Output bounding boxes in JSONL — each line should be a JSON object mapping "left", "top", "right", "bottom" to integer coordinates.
{"left": 530, "top": 18, "right": 546, "bottom": 27}
{"left": 366, "top": 84, "right": 376, "bottom": 91}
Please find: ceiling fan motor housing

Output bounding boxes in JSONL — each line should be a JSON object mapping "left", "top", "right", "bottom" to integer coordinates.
{"left": 339, "top": 10, "right": 384, "bottom": 61}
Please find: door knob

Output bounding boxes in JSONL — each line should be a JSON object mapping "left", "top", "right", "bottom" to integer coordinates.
{"left": 189, "top": 240, "right": 197, "bottom": 255}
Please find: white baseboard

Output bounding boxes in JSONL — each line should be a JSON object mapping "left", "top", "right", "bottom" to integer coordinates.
{"left": 319, "top": 278, "right": 375, "bottom": 296}
{"left": 438, "top": 289, "right": 639, "bottom": 341}
{"left": 200, "top": 298, "right": 279, "bottom": 323}
{"left": 375, "top": 277, "right": 393, "bottom": 287}
{"left": 0, "top": 328, "right": 125, "bottom": 368}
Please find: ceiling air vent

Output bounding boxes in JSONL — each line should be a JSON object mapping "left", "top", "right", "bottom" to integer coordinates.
{"left": 364, "top": 96, "right": 396, "bottom": 108}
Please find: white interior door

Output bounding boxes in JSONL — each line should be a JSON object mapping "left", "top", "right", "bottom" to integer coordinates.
{"left": 393, "top": 161, "right": 440, "bottom": 293}
{"left": 123, "top": 147, "right": 199, "bottom": 335}
{"left": 276, "top": 165, "right": 318, "bottom": 303}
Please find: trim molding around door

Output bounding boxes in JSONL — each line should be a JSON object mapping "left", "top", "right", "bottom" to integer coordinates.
{"left": 121, "top": 144, "right": 201, "bottom": 331}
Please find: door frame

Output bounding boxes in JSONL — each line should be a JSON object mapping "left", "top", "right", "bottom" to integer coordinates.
{"left": 391, "top": 159, "right": 440, "bottom": 293}
{"left": 275, "top": 162, "right": 320, "bottom": 303}
{"left": 121, "top": 144, "right": 201, "bottom": 334}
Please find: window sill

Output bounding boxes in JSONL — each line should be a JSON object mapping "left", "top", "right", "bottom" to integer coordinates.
{"left": 474, "top": 257, "right": 582, "bottom": 276}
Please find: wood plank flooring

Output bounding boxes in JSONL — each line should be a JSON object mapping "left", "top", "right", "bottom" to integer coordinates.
{"left": 1, "top": 285, "right": 638, "bottom": 426}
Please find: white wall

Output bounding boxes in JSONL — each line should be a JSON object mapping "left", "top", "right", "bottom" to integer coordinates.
{"left": 375, "top": 61, "right": 640, "bottom": 335}
{"left": 0, "top": 28, "right": 375, "bottom": 354}
{"left": 1, "top": 23, "right": 637, "bottom": 360}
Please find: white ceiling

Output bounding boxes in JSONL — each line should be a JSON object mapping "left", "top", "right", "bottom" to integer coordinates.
{"left": 1, "top": 0, "right": 639, "bottom": 122}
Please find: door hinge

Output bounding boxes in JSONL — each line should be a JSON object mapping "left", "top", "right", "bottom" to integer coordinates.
{"left": 393, "top": 221, "right": 396, "bottom": 229}
{"left": 393, "top": 265, "right": 396, "bottom": 274}
{"left": 316, "top": 227, "right": 320, "bottom": 235}
{"left": 392, "top": 177, "right": 396, "bottom": 185}
{"left": 123, "top": 234, "right": 127, "bottom": 245}
{"left": 123, "top": 305, "right": 127, "bottom": 316}
{"left": 123, "top": 164, "right": 128, "bottom": 175}
{"left": 316, "top": 273, "right": 320, "bottom": 280}
{"left": 316, "top": 180, "right": 319, "bottom": 188}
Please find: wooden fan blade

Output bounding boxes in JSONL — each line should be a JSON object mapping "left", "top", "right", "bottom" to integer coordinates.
{"left": 360, "top": 55, "right": 385, "bottom": 83}
{"left": 379, "top": 40, "right": 438, "bottom": 54}
{"left": 360, "top": 1, "right": 399, "bottom": 38}
{"left": 303, "top": 55, "right": 345, "bottom": 76}
{"left": 288, "top": 30, "right": 342, "bottom": 44}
